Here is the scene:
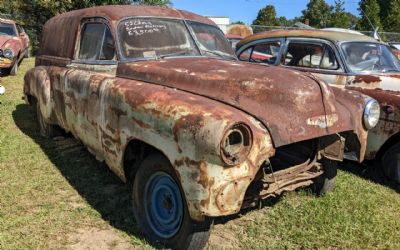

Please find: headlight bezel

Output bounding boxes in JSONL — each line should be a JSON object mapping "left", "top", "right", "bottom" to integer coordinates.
{"left": 220, "top": 123, "right": 253, "bottom": 166}
{"left": 3, "top": 48, "right": 15, "bottom": 59}
{"left": 363, "top": 98, "right": 380, "bottom": 130}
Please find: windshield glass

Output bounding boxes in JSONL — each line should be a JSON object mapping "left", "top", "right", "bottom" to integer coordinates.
{"left": 118, "top": 18, "right": 236, "bottom": 60}
{"left": 341, "top": 42, "right": 400, "bottom": 73}
{"left": 187, "top": 21, "right": 236, "bottom": 59}
{"left": 0, "top": 22, "right": 17, "bottom": 36}
{"left": 118, "top": 18, "right": 199, "bottom": 59}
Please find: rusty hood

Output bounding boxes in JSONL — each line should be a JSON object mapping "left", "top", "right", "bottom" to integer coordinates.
{"left": 117, "top": 58, "right": 349, "bottom": 147}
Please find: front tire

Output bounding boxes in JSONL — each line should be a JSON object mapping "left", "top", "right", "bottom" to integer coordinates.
{"left": 313, "top": 158, "right": 337, "bottom": 195}
{"left": 382, "top": 143, "right": 400, "bottom": 183}
{"left": 131, "top": 154, "right": 212, "bottom": 250}
{"left": 10, "top": 62, "right": 18, "bottom": 76}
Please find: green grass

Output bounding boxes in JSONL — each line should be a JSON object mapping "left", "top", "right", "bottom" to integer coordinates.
{"left": 0, "top": 58, "right": 399, "bottom": 249}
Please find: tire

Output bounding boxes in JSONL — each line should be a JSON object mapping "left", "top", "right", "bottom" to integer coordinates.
{"left": 10, "top": 61, "right": 18, "bottom": 76}
{"left": 382, "top": 143, "right": 400, "bottom": 183}
{"left": 313, "top": 158, "right": 337, "bottom": 195}
{"left": 24, "top": 48, "right": 30, "bottom": 58}
{"left": 131, "top": 154, "right": 212, "bottom": 250}
{"left": 33, "top": 98, "right": 60, "bottom": 138}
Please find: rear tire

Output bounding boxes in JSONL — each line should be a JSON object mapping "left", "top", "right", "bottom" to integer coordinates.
{"left": 313, "top": 158, "right": 337, "bottom": 195}
{"left": 33, "top": 98, "right": 60, "bottom": 138}
{"left": 382, "top": 143, "right": 400, "bottom": 183}
{"left": 131, "top": 154, "right": 212, "bottom": 250}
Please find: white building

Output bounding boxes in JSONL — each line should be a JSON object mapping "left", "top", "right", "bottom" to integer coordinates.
{"left": 207, "top": 16, "right": 230, "bottom": 34}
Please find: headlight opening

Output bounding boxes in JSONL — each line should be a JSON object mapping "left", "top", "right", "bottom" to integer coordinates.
{"left": 3, "top": 48, "right": 15, "bottom": 59}
{"left": 221, "top": 123, "right": 252, "bottom": 165}
{"left": 363, "top": 99, "right": 380, "bottom": 129}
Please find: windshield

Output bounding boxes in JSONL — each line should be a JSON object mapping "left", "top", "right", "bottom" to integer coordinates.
{"left": 118, "top": 18, "right": 236, "bottom": 60}
{"left": 187, "top": 21, "right": 236, "bottom": 59}
{"left": 341, "top": 42, "right": 400, "bottom": 73}
{"left": 0, "top": 22, "right": 17, "bottom": 36}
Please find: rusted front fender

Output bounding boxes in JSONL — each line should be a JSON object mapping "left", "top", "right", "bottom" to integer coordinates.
{"left": 347, "top": 75, "right": 400, "bottom": 159}
{"left": 106, "top": 78, "right": 275, "bottom": 220}
{"left": 318, "top": 81, "right": 370, "bottom": 162}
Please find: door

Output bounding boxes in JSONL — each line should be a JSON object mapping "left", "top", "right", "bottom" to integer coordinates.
{"left": 281, "top": 39, "right": 349, "bottom": 86}
{"left": 64, "top": 18, "right": 117, "bottom": 158}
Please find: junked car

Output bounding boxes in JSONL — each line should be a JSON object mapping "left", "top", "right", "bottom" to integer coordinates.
{"left": 0, "top": 17, "right": 29, "bottom": 75}
{"left": 225, "top": 34, "right": 243, "bottom": 49}
{"left": 24, "top": 6, "right": 377, "bottom": 249}
{"left": 237, "top": 29, "right": 400, "bottom": 183}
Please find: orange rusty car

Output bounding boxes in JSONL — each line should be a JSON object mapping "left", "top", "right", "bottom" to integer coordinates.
{"left": 24, "top": 6, "right": 377, "bottom": 249}
{"left": 237, "top": 29, "right": 400, "bottom": 184}
{"left": 0, "top": 17, "right": 29, "bottom": 75}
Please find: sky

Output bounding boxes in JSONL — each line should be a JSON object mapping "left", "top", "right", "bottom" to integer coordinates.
{"left": 171, "top": 0, "right": 360, "bottom": 24}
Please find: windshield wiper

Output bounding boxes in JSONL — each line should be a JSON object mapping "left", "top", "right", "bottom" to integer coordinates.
{"left": 382, "top": 69, "right": 400, "bottom": 73}
{"left": 159, "top": 51, "right": 191, "bottom": 59}
{"left": 201, "top": 49, "right": 237, "bottom": 60}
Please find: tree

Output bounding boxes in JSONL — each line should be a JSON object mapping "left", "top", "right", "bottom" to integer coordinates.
{"left": 252, "top": 5, "right": 280, "bottom": 27}
{"left": 301, "top": 0, "right": 333, "bottom": 28}
{"left": 232, "top": 21, "right": 245, "bottom": 25}
{"left": 331, "top": 0, "right": 349, "bottom": 28}
{"left": 378, "top": 0, "right": 391, "bottom": 28}
{"left": 132, "top": 0, "right": 171, "bottom": 5}
{"left": 357, "top": 0, "right": 382, "bottom": 31}
{"left": 385, "top": 1, "right": 400, "bottom": 32}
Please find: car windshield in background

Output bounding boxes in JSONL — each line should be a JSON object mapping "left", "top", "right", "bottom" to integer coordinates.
{"left": 0, "top": 22, "right": 16, "bottom": 36}
{"left": 118, "top": 18, "right": 236, "bottom": 60}
{"left": 390, "top": 43, "right": 400, "bottom": 50}
{"left": 341, "top": 42, "right": 400, "bottom": 73}
{"left": 187, "top": 21, "right": 236, "bottom": 59}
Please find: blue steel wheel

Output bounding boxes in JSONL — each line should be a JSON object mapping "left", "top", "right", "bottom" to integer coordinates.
{"left": 131, "top": 154, "right": 212, "bottom": 250}
{"left": 144, "top": 171, "right": 183, "bottom": 238}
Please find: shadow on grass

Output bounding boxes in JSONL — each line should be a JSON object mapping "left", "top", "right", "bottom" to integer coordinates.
{"left": 12, "top": 103, "right": 285, "bottom": 232}
{"left": 339, "top": 160, "right": 400, "bottom": 193}
{"left": 12, "top": 103, "right": 144, "bottom": 241}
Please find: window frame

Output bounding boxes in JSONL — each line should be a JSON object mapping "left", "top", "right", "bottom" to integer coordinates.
{"left": 282, "top": 38, "right": 345, "bottom": 73}
{"left": 73, "top": 17, "right": 117, "bottom": 65}
{"left": 236, "top": 38, "right": 284, "bottom": 65}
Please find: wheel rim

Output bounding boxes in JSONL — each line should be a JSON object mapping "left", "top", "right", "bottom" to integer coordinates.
{"left": 144, "top": 171, "right": 183, "bottom": 239}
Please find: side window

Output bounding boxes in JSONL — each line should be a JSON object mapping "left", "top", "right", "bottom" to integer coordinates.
{"left": 239, "top": 47, "right": 252, "bottom": 61}
{"left": 284, "top": 42, "right": 339, "bottom": 70}
{"left": 250, "top": 42, "right": 281, "bottom": 64}
{"left": 78, "top": 22, "right": 115, "bottom": 61}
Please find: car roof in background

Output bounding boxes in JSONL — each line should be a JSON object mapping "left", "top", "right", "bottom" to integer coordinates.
{"left": 237, "top": 29, "right": 378, "bottom": 49}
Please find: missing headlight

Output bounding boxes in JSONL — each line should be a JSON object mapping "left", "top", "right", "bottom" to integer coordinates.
{"left": 221, "top": 123, "right": 252, "bottom": 165}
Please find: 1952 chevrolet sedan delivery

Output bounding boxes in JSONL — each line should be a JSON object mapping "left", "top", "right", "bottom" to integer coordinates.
{"left": 236, "top": 29, "right": 400, "bottom": 183}
{"left": 0, "top": 17, "right": 29, "bottom": 75}
{"left": 24, "top": 6, "right": 378, "bottom": 250}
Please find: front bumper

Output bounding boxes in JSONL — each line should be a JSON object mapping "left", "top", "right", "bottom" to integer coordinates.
{"left": 0, "top": 57, "right": 13, "bottom": 68}
{"left": 184, "top": 133, "right": 349, "bottom": 221}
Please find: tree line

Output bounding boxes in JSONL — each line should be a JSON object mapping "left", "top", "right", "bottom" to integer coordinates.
{"left": 251, "top": 0, "right": 400, "bottom": 32}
